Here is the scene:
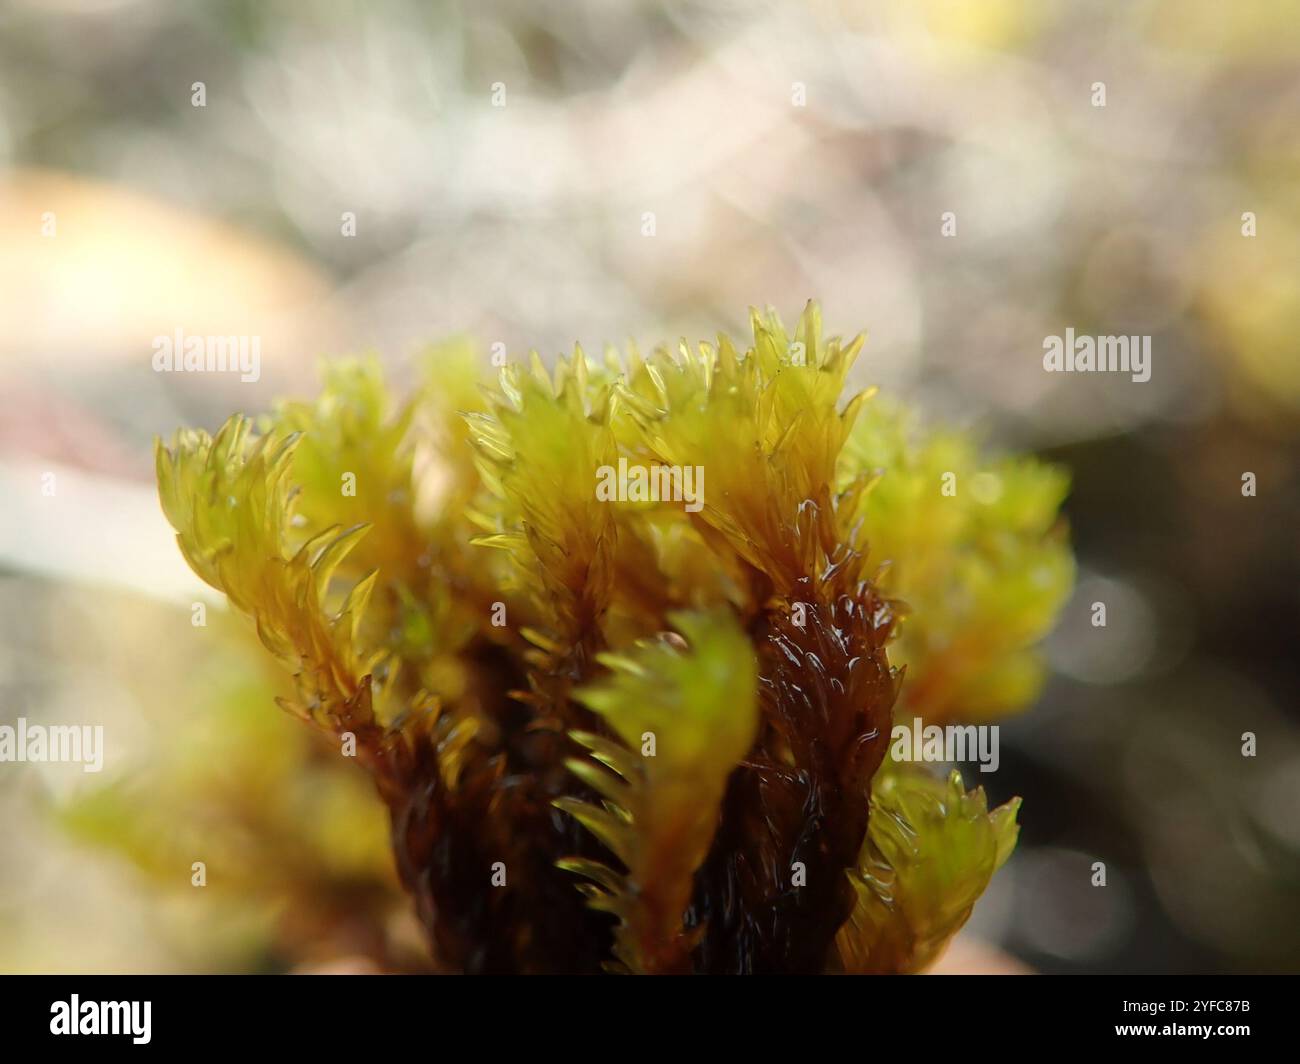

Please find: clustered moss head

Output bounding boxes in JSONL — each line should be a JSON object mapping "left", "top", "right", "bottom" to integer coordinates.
{"left": 151, "top": 302, "right": 1074, "bottom": 973}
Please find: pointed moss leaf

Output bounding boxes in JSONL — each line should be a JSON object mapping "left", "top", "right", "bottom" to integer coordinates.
{"left": 836, "top": 763, "right": 1021, "bottom": 974}
{"left": 560, "top": 608, "right": 759, "bottom": 973}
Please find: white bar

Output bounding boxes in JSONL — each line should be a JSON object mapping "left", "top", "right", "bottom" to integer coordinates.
{"left": 0, "top": 459, "right": 223, "bottom": 607}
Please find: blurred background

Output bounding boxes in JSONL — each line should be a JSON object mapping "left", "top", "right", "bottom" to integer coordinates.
{"left": 1, "top": 0, "right": 1297, "bottom": 973}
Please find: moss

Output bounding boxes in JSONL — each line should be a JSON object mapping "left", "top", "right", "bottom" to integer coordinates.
{"left": 150, "top": 302, "right": 1074, "bottom": 973}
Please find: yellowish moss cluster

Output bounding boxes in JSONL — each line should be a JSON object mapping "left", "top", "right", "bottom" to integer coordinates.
{"left": 140, "top": 303, "right": 1072, "bottom": 973}
{"left": 840, "top": 401, "right": 1073, "bottom": 724}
